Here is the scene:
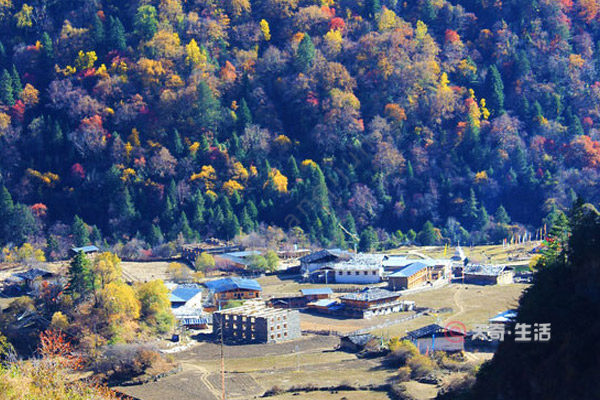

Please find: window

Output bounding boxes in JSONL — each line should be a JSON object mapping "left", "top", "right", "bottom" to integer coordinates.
{"left": 372, "top": 271, "right": 377, "bottom": 275}
{"left": 363, "top": 271, "right": 368, "bottom": 275}
{"left": 277, "top": 325, "right": 280, "bottom": 330}
{"left": 355, "top": 271, "right": 360, "bottom": 275}
{"left": 283, "top": 323, "right": 287, "bottom": 328}
{"left": 277, "top": 333, "right": 281, "bottom": 338}
{"left": 346, "top": 271, "right": 351, "bottom": 275}
{"left": 271, "top": 326, "right": 274, "bottom": 331}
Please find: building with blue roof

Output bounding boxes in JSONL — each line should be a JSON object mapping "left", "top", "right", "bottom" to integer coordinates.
{"left": 388, "top": 262, "right": 429, "bottom": 290}
{"left": 170, "top": 284, "right": 203, "bottom": 309}
{"left": 69, "top": 245, "right": 99, "bottom": 257}
{"left": 204, "top": 277, "right": 262, "bottom": 304}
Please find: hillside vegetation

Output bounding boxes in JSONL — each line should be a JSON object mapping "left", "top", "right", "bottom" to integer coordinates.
{"left": 0, "top": 0, "right": 598, "bottom": 253}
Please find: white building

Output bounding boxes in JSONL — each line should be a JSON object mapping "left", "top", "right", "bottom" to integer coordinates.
{"left": 333, "top": 254, "right": 384, "bottom": 284}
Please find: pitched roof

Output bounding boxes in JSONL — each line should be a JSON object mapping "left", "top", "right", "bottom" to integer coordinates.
{"left": 300, "top": 287, "right": 333, "bottom": 296}
{"left": 343, "top": 333, "right": 376, "bottom": 346}
{"left": 14, "top": 268, "right": 53, "bottom": 281}
{"left": 406, "top": 324, "right": 466, "bottom": 339}
{"left": 340, "top": 287, "right": 399, "bottom": 302}
{"left": 299, "top": 249, "right": 352, "bottom": 264}
{"left": 308, "top": 299, "right": 338, "bottom": 308}
{"left": 489, "top": 309, "right": 517, "bottom": 323}
{"left": 170, "top": 284, "right": 202, "bottom": 303}
{"left": 389, "top": 262, "right": 428, "bottom": 278}
{"left": 204, "top": 277, "right": 262, "bottom": 293}
{"left": 463, "top": 264, "right": 507, "bottom": 276}
{"left": 70, "top": 245, "right": 99, "bottom": 254}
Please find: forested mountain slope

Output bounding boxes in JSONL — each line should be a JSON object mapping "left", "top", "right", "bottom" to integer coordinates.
{"left": 0, "top": 0, "right": 599, "bottom": 252}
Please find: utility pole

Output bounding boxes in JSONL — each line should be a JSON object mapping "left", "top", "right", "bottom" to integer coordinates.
{"left": 220, "top": 319, "right": 226, "bottom": 400}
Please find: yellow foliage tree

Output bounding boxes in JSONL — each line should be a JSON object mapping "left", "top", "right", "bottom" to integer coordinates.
{"left": 92, "top": 252, "right": 122, "bottom": 290}
{"left": 265, "top": 168, "right": 288, "bottom": 193}
{"left": 74, "top": 50, "right": 97, "bottom": 71}
{"left": 223, "top": 179, "right": 244, "bottom": 195}
{"left": 323, "top": 29, "right": 343, "bottom": 56}
{"left": 98, "top": 282, "right": 141, "bottom": 321}
{"left": 14, "top": 3, "right": 33, "bottom": 29}
{"left": 20, "top": 83, "right": 39, "bottom": 106}
{"left": 260, "top": 19, "right": 271, "bottom": 41}
{"left": 378, "top": 7, "right": 401, "bottom": 31}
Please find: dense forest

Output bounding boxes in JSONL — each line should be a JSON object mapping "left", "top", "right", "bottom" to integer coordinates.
{"left": 0, "top": 0, "right": 599, "bottom": 255}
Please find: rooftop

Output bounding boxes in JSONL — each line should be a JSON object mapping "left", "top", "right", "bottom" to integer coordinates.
{"left": 489, "top": 309, "right": 518, "bottom": 323}
{"left": 406, "top": 324, "right": 466, "bottom": 339}
{"left": 170, "top": 284, "right": 202, "bottom": 303}
{"left": 340, "top": 287, "right": 400, "bottom": 302}
{"left": 70, "top": 245, "right": 99, "bottom": 254}
{"left": 463, "top": 264, "right": 507, "bottom": 276}
{"left": 307, "top": 299, "right": 338, "bottom": 308}
{"left": 204, "top": 277, "right": 262, "bottom": 293}
{"left": 343, "top": 333, "right": 376, "bottom": 346}
{"left": 14, "top": 268, "right": 53, "bottom": 281}
{"left": 300, "top": 287, "right": 333, "bottom": 296}
{"left": 215, "top": 302, "right": 295, "bottom": 317}
{"left": 299, "top": 249, "right": 352, "bottom": 264}
{"left": 389, "top": 262, "right": 428, "bottom": 278}
{"left": 333, "top": 254, "right": 384, "bottom": 270}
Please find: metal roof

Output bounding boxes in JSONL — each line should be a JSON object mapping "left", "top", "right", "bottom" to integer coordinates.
{"left": 70, "top": 245, "right": 99, "bottom": 253}
{"left": 204, "top": 277, "right": 262, "bottom": 293}
{"left": 224, "top": 250, "right": 261, "bottom": 258}
{"left": 340, "top": 287, "right": 399, "bottom": 302}
{"left": 170, "top": 284, "right": 202, "bottom": 303}
{"left": 463, "top": 264, "right": 507, "bottom": 276}
{"left": 299, "top": 249, "right": 352, "bottom": 264}
{"left": 343, "top": 333, "right": 376, "bottom": 346}
{"left": 389, "top": 262, "right": 428, "bottom": 278}
{"left": 14, "top": 268, "right": 53, "bottom": 281}
{"left": 489, "top": 309, "right": 517, "bottom": 323}
{"left": 300, "top": 287, "right": 333, "bottom": 296}
{"left": 308, "top": 299, "right": 338, "bottom": 308}
{"left": 406, "top": 324, "right": 466, "bottom": 339}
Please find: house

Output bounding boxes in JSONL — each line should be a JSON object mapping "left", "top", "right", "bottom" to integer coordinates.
{"left": 405, "top": 324, "right": 466, "bottom": 353}
{"left": 306, "top": 298, "right": 340, "bottom": 312}
{"left": 489, "top": 309, "right": 517, "bottom": 325}
{"left": 463, "top": 264, "right": 514, "bottom": 285}
{"left": 69, "top": 245, "right": 99, "bottom": 258}
{"left": 300, "top": 287, "right": 333, "bottom": 301}
{"left": 212, "top": 302, "right": 301, "bottom": 344}
{"left": 181, "top": 243, "right": 242, "bottom": 262}
{"left": 382, "top": 255, "right": 421, "bottom": 271}
{"left": 340, "top": 333, "right": 378, "bottom": 353}
{"left": 12, "top": 268, "right": 56, "bottom": 291}
{"left": 339, "top": 287, "right": 413, "bottom": 319}
{"left": 267, "top": 287, "right": 332, "bottom": 309}
{"left": 333, "top": 254, "right": 383, "bottom": 284}
{"left": 214, "top": 250, "right": 262, "bottom": 270}
{"left": 204, "top": 277, "right": 262, "bottom": 306}
{"left": 388, "top": 262, "right": 428, "bottom": 290}
{"left": 169, "top": 284, "right": 203, "bottom": 309}
{"left": 422, "top": 259, "right": 452, "bottom": 281}
{"left": 299, "top": 249, "right": 352, "bottom": 275}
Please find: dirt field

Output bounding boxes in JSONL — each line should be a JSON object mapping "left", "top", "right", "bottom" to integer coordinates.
{"left": 263, "top": 391, "right": 392, "bottom": 400}
{"left": 120, "top": 261, "right": 180, "bottom": 283}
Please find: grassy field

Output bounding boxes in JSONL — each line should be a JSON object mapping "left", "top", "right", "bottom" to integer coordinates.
{"left": 387, "top": 242, "right": 539, "bottom": 265}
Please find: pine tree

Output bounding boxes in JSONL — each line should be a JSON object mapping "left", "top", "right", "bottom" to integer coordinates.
{"left": 72, "top": 215, "right": 90, "bottom": 247}
{"left": 108, "top": 16, "right": 127, "bottom": 51}
{"left": 224, "top": 210, "right": 240, "bottom": 239}
{"left": 295, "top": 33, "right": 316, "bottom": 72}
{"left": 240, "top": 206, "right": 254, "bottom": 233}
{"left": 287, "top": 155, "right": 300, "bottom": 182}
{"left": 486, "top": 65, "right": 505, "bottom": 115}
{"left": 464, "top": 189, "right": 479, "bottom": 227}
{"left": 40, "top": 32, "right": 54, "bottom": 61}
{"left": 148, "top": 224, "right": 164, "bottom": 246}
{"left": 364, "top": 0, "right": 381, "bottom": 18}
{"left": 417, "top": 221, "right": 437, "bottom": 245}
{"left": 176, "top": 212, "right": 195, "bottom": 241}
{"left": 359, "top": 226, "right": 378, "bottom": 252}
{"left": 495, "top": 205, "right": 510, "bottom": 224}
{"left": 90, "top": 225, "right": 102, "bottom": 244}
{"left": 46, "top": 234, "right": 60, "bottom": 260}
{"left": 196, "top": 81, "right": 223, "bottom": 133}
{"left": 420, "top": 0, "right": 436, "bottom": 23}
{"left": 91, "top": 14, "right": 105, "bottom": 47}
{"left": 475, "top": 206, "right": 489, "bottom": 230}
{"left": 172, "top": 129, "right": 184, "bottom": 156}
{"left": 0, "top": 69, "right": 14, "bottom": 106}
{"left": 67, "top": 251, "right": 93, "bottom": 300}
{"left": 10, "top": 65, "right": 22, "bottom": 97}
{"left": 238, "top": 98, "right": 252, "bottom": 129}
{"left": 0, "top": 186, "right": 14, "bottom": 243}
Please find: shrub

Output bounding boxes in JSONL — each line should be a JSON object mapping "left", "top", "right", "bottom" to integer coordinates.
{"left": 407, "top": 354, "right": 436, "bottom": 379}
{"left": 397, "top": 366, "right": 411, "bottom": 382}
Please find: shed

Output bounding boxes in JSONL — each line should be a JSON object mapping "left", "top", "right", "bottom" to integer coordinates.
{"left": 170, "top": 284, "right": 203, "bottom": 309}
{"left": 69, "top": 245, "right": 99, "bottom": 257}
{"left": 406, "top": 324, "right": 466, "bottom": 353}
{"left": 204, "top": 277, "right": 262, "bottom": 303}
{"left": 340, "top": 333, "right": 377, "bottom": 353}
{"left": 300, "top": 287, "right": 333, "bottom": 301}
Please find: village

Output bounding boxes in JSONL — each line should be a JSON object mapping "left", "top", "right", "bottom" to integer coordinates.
{"left": 0, "top": 240, "right": 536, "bottom": 400}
